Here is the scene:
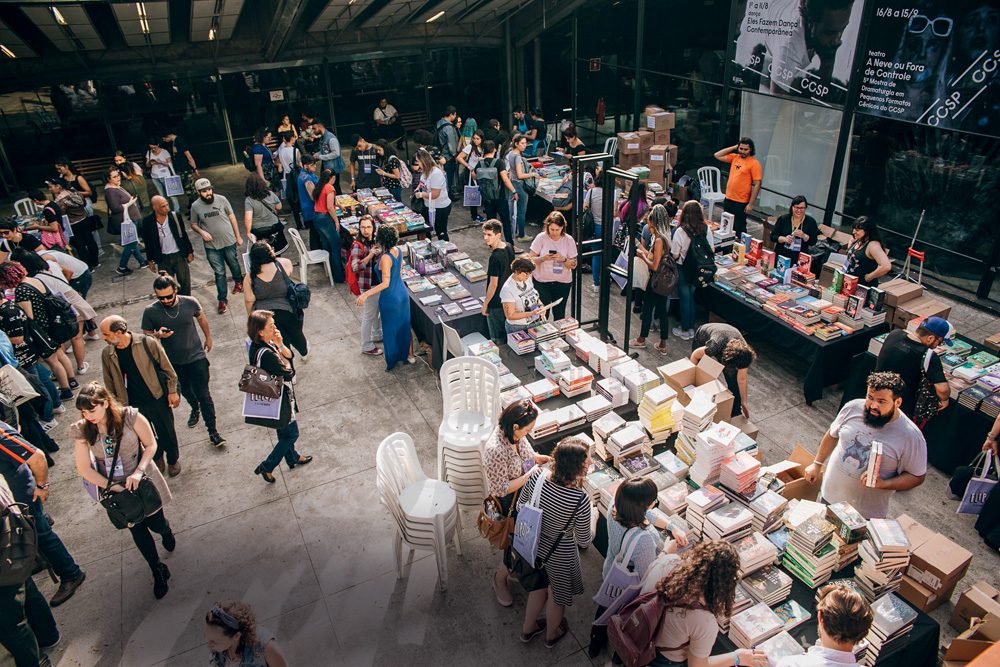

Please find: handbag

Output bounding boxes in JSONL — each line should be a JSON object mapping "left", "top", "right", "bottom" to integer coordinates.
{"left": 410, "top": 186, "right": 427, "bottom": 215}
{"left": 513, "top": 469, "right": 547, "bottom": 564}
{"left": 958, "top": 452, "right": 998, "bottom": 515}
{"left": 139, "top": 336, "right": 170, "bottom": 396}
{"left": 163, "top": 164, "right": 184, "bottom": 198}
{"left": 463, "top": 173, "right": 482, "bottom": 208}
{"left": 238, "top": 347, "right": 284, "bottom": 399}
{"left": 913, "top": 349, "right": 939, "bottom": 421}
{"left": 521, "top": 159, "right": 538, "bottom": 196}
{"left": 98, "top": 435, "right": 162, "bottom": 530}
{"left": 477, "top": 494, "right": 515, "bottom": 550}
{"left": 507, "top": 491, "right": 586, "bottom": 591}
{"left": 274, "top": 259, "right": 311, "bottom": 314}
{"left": 0, "top": 365, "right": 40, "bottom": 407}
{"left": 594, "top": 527, "right": 645, "bottom": 607}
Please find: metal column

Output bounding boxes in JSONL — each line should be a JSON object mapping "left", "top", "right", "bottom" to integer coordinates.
{"left": 533, "top": 38, "right": 542, "bottom": 111}
{"left": 570, "top": 153, "right": 616, "bottom": 327}
{"left": 216, "top": 75, "right": 238, "bottom": 165}
{"left": 602, "top": 167, "right": 640, "bottom": 352}
{"left": 632, "top": 0, "right": 645, "bottom": 132}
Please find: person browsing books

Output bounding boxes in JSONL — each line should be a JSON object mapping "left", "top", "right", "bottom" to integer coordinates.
{"left": 481, "top": 220, "right": 515, "bottom": 345}
{"left": 690, "top": 324, "right": 756, "bottom": 419}
{"left": 804, "top": 372, "right": 927, "bottom": 519}
{"left": 874, "top": 317, "right": 953, "bottom": 424}
{"left": 774, "top": 584, "right": 873, "bottom": 667}
{"left": 500, "top": 256, "right": 545, "bottom": 335}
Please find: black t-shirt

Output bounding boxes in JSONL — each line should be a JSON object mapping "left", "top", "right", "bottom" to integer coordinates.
{"left": 41, "top": 201, "right": 62, "bottom": 225}
{"left": 530, "top": 119, "right": 546, "bottom": 144}
{"left": 117, "top": 345, "right": 156, "bottom": 405}
{"left": 874, "top": 329, "right": 946, "bottom": 416}
{"left": 167, "top": 136, "right": 192, "bottom": 173}
{"left": 0, "top": 421, "right": 38, "bottom": 504}
{"left": 1, "top": 234, "right": 42, "bottom": 254}
{"left": 487, "top": 244, "right": 516, "bottom": 309}
{"left": 351, "top": 146, "right": 381, "bottom": 190}
{"left": 0, "top": 300, "right": 37, "bottom": 367}
{"left": 562, "top": 143, "right": 587, "bottom": 157}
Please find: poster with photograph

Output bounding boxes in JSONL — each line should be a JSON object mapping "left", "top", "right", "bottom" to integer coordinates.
{"left": 854, "top": 1, "right": 1000, "bottom": 137}
{"left": 730, "top": 0, "right": 867, "bottom": 107}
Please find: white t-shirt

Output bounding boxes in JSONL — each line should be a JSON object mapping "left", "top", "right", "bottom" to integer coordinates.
{"left": 820, "top": 399, "right": 927, "bottom": 519}
{"left": 672, "top": 225, "right": 716, "bottom": 265}
{"left": 654, "top": 607, "right": 718, "bottom": 662}
{"left": 776, "top": 645, "right": 861, "bottom": 667}
{"left": 146, "top": 148, "right": 171, "bottom": 178}
{"left": 40, "top": 250, "right": 88, "bottom": 279}
{"left": 373, "top": 104, "right": 397, "bottom": 122}
{"left": 421, "top": 168, "right": 451, "bottom": 209}
{"left": 39, "top": 260, "right": 75, "bottom": 296}
{"left": 499, "top": 275, "right": 541, "bottom": 326}
{"left": 275, "top": 144, "right": 298, "bottom": 174}
{"left": 461, "top": 144, "right": 481, "bottom": 171}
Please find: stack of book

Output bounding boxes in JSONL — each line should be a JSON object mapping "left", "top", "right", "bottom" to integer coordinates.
{"left": 611, "top": 359, "right": 642, "bottom": 384}
{"left": 686, "top": 485, "right": 728, "bottom": 537}
{"left": 749, "top": 491, "right": 788, "bottom": 534}
{"left": 646, "top": 467, "right": 680, "bottom": 491}
{"left": 583, "top": 458, "right": 625, "bottom": 502}
{"left": 720, "top": 452, "right": 761, "bottom": 495}
{"left": 540, "top": 347, "right": 572, "bottom": 373}
{"left": 654, "top": 450, "right": 689, "bottom": 481}
{"left": 579, "top": 394, "right": 612, "bottom": 422}
{"left": 620, "top": 453, "right": 661, "bottom": 479}
{"left": 863, "top": 594, "right": 918, "bottom": 666}
{"left": 959, "top": 385, "right": 990, "bottom": 411}
{"left": 720, "top": 583, "right": 754, "bottom": 633}
{"left": 783, "top": 515, "right": 838, "bottom": 588}
{"left": 736, "top": 532, "right": 780, "bottom": 576}
{"left": 507, "top": 330, "right": 535, "bottom": 355}
{"left": 757, "top": 631, "right": 805, "bottom": 666}
{"left": 557, "top": 366, "right": 593, "bottom": 398}
{"left": 742, "top": 565, "right": 794, "bottom": 606}
{"left": 827, "top": 502, "right": 868, "bottom": 543}
{"left": 591, "top": 344, "right": 627, "bottom": 377}
{"left": 830, "top": 533, "right": 859, "bottom": 572}
{"left": 499, "top": 373, "right": 522, "bottom": 391}
{"left": 607, "top": 424, "right": 648, "bottom": 460}
{"left": 783, "top": 499, "right": 828, "bottom": 530}
{"left": 638, "top": 384, "right": 678, "bottom": 439}
{"left": 868, "top": 333, "right": 888, "bottom": 355}
{"left": 592, "top": 412, "right": 627, "bottom": 459}
{"left": 690, "top": 422, "right": 740, "bottom": 487}
{"left": 855, "top": 519, "right": 911, "bottom": 600}
{"left": 729, "top": 603, "right": 785, "bottom": 649}
{"left": 500, "top": 385, "right": 532, "bottom": 407}
{"left": 860, "top": 308, "right": 886, "bottom": 327}
{"left": 529, "top": 410, "right": 560, "bottom": 439}
{"left": 554, "top": 404, "right": 586, "bottom": 432}
{"left": 554, "top": 317, "right": 579, "bottom": 334}
{"left": 674, "top": 432, "right": 698, "bottom": 465}
{"left": 467, "top": 340, "right": 499, "bottom": 357}
{"left": 598, "top": 479, "right": 624, "bottom": 515}
{"left": 772, "top": 600, "right": 812, "bottom": 632}
{"left": 623, "top": 369, "right": 661, "bottom": 404}
{"left": 681, "top": 397, "right": 716, "bottom": 437}
{"left": 527, "top": 322, "right": 561, "bottom": 344}
{"left": 524, "top": 378, "right": 559, "bottom": 403}
{"left": 658, "top": 481, "right": 690, "bottom": 515}
{"left": 596, "top": 377, "right": 630, "bottom": 408}
{"left": 704, "top": 505, "right": 754, "bottom": 543}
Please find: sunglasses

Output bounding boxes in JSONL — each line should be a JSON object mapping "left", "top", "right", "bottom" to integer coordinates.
{"left": 156, "top": 292, "right": 177, "bottom": 301}
{"left": 104, "top": 435, "right": 115, "bottom": 456}
{"left": 908, "top": 14, "right": 953, "bottom": 37}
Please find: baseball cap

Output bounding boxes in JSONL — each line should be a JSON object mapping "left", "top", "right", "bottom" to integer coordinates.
{"left": 194, "top": 178, "right": 212, "bottom": 191}
{"left": 922, "top": 316, "right": 955, "bottom": 346}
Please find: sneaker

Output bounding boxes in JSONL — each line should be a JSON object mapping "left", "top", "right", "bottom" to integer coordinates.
{"left": 363, "top": 347, "right": 382, "bottom": 355}
{"left": 39, "top": 634, "right": 61, "bottom": 651}
{"left": 591, "top": 284, "right": 599, "bottom": 293}
{"left": 153, "top": 562, "right": 171, "bottom": 599}
{"left": 232, "top": 281, "right": 243, "bottom": 295}
{"left": 138, "top": 261, "right": 149, "bottom": 269}
{"left": 681, "top": 329, "right": 696, "bottom": 340}
{"left": 49, "top": 571, "right": 86, "bottom": 607}
{"left": 115, "top": 267, "right": 133, "bottom": 276}
{"left": 187, "top": 410, "right": 200, "bottom": 428}
{"left": 168, "top": 462, "right": 182, "bottom": 477}
{"left": 40, "top": 419, "right": 58, "bottom": 432}
{"left": 154, "top": 457, "right": 166, "bottom": 473}
{"left": 300, "top": 342, "right": 309, "bottom": 362}
{"left": 86, "top": 331, "right": 100, "bottom": 340}
{"left": 77, "top": 361, "right": 89, "bottom": 375}
{"left": 473, "top": 215, "right": 485, "bottom": 223}
{"left": 671, "top": 326, "right": 686, "bottom": 338}
{"left": 407, "top": 355, "right": 417, "bottom": 364}
{"left": 68, "top": 379, "right": 79, "bottom": 390}
{"left": 210, "top": 432, "right": 226, "bottom": 447}
{"left": 218, "top": 301, "right": 227, "bottom": 314}
{"left": 58, "top": 388, "right": 74, "bottom": 402}
{"left": 517, "top": 235, "right": 531, "bottom": 242}
{"left": 53, "top": 404, "right": 66, "bottom": 414}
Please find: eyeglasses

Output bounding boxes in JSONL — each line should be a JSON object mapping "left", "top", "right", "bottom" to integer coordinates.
{"left": 908, "top": 13, "right": 953, "bottom": 37}
{"left": 156, "top": 292, "right": 177, "bottom": 301}
{"left": 210, "top": 605, "right": 241, "bottom": 630}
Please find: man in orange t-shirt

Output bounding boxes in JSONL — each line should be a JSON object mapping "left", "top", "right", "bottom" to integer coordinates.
{"left": 714, "top": 138, "right": 762, "bottom": 236}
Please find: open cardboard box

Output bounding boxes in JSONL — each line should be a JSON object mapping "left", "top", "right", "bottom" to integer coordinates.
{"left": 762, "top": 445, "right": 823, "bottom": 501}
{"left": 951, "top": 581, "right": 1000, "bottom": 631}
{"left": 657, "top": 356, "right": 733, "bottom": 417}
{"left": 727, "top": 414, "right": 759, "bottom": 440}
{"left": 944, "top": 614, "right": 1000, "bottom": 663}
{"left": 818, "top": 223, "right": 853, "bottom": 246}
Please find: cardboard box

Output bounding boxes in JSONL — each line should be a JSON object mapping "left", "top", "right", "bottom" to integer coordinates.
{"left": 648, "top": 144, "right": 668, "bottom": 176}
{"left": 674, "top": 183, "right": 689, "bottom": 201}
{"left": 656, "top": 356, "right": 733, "bottom": 416}
{"left": 618, "top": 151, "right": 641, "bottom": 169}
{"left": 898, "top": 295, "right": 951, "bottom": 322}
{"left": 896, "top": 514, "right": 935, "bottom": 550}
{"left": 643, "top": 105, "right": 664, "bottom": 117}
{"left": 909, "top": 533, "right": 973, "bottom": 592}
{"left": 727, "top": 414, "right": 759, "bottom": 440}
{"left": 762, "top": 217, "right": 776, "bottom": 250}
{"left": 881, "top": 278, "right": 924, "bottom": 307}
{"left": 653, "top": 128, "right": 671, "bottom": 146}
{"left": 646, "top": 111, "right": 675, "bottom": 131}
{"left": 900, "top": 574, "right": 958, "bottom": 612}
{"left": 944, "top": 614, "right": 1000, "bottom": 662}
{"left": 951, "top": 581, "right": 1000, "bottom": 632}
{"left": 983, "top": 332, "right": 1000, "bottom": 352}
{"left": 818, "top": 223, "right": 853, "bottom": 247}
{"left": 637, "top": 130, "right": 654, "bottom": 153}
{"left": 617, "top": 132, "right": 642, "bottom": 155}
{"left": 763, "top": 445, "right": 824, "bottom": 502}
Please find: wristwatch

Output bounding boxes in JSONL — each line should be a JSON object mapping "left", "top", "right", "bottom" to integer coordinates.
{"left": 37, "top": 482, "right": 49, "bottom": 490}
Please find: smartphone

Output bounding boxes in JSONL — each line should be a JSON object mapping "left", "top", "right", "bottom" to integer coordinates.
{"left": 159, "top": 327, "right": 172, "bottom": 334}
{"left": 548, "top": 250, "right": 557, "bottom": 254}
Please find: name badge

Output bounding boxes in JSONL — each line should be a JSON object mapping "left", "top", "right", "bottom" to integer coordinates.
{"left": 103, "top": 456, "right": 126, "bottom": 479}
{"left": 552, "top": 261, "right": 563, "bottom": 274}
{"left": 363, "top": 163, "right": 373, "bottom": 174}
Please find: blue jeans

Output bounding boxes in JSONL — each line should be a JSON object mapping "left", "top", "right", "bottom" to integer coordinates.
{"left": 505, "top": 320, "right": 532, "bottom": 335}
{"left": 312, "top": 212, "right": 345, "bottom": 282}
{"left": 0, "top": 577, "right": 58, "bottom": 667}
{"left": 592, "top": 223, "right": 602, "bottom": 286}
{"left": 31, "top": 499, "right": 81, "bottom": 582}
{"left": 69, "top": 270, "right": 92, "bottom": 299}
{"left": 118, "top": 241, "right": 146, "bottom": 270}
{"left": 508, "top": 181, "right": 527, "bottom": 237}
{"left": 20, "top": 363, "right": 56, "bottom": 423}
{"left": 204, "top": 244, "right": 244, "bottom": 303}
{"left": 261, "top": 421, "right": 300, "bottom": 473}
{"left": 677, "top": 267, "right": 696, "bottom": 331}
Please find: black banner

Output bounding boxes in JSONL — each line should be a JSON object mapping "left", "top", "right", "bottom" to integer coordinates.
{"left": 855, "top": 1, "right": 1000, "bottom": 137}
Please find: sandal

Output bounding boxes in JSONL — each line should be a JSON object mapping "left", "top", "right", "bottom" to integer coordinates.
{"left": 492, "top": 571, "right": 513, "bottom": 607}
{"left": 544, "top": 618, "right": 569, "bottom": 649}
{"left": 655, "top": 343, "right": 668, "bottom": 355}
{"left": 629, "top": 338, "right": 646, "bottom": 349}
{"left": 520, "top": 619, "right": 547, "bottom": 643}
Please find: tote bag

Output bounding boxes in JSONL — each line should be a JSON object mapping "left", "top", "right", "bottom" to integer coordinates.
{"left": 594, "top": 527, "right": 645, "bottom": 608}
{"left": 163, "top": 165, "right": 184, "bottom": 198}
{"left": 463, "top": 173, "right": 482, "bottom": 208}
{"left": 119, "top": 207, "right": 139, "bottom": 246}
{"left": 512, "top": 469, "right": 547, "bottom": 565}
{"left": 958, "top": 452, "right": 998, "bottom": 515}
{"left": 0, "top": 365, "right": 39, "bottom": 407}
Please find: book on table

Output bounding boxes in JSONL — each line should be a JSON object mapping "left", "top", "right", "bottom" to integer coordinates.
{"left": 729, "top": 602, "right": 786, "bottom": 649}
{"left": 826, "top": 501, "right": 868, "bottom": 543}
{"left": 736, "top": 531, "right": 779, "bottom": 576}
{"left": 720, "top": 583, "right": 754, "bottom": 633}
{"left": 741, "top": 565, "right": 793, "bottom": 606}
{"left": 756, "top": 630, "right": 805, "bottom": 666}
{"left": 771, "top": 599, "right": 812, "bottom": 631}
{"left": 704, "top": 504, "right": 754, "bottom": 542}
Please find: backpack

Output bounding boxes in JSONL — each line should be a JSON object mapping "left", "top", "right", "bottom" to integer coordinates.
{"left": 242, "top": 145, "right": 255, "bottom": 172}
{"left": 683, "top": 232, "right": 717, "bottom": 287}
{"left": 607, "top": 591, "right": 668, "bottom": 667}
{"left": 474, "top": 156, "right": 502, "bottom": 202}
{"left": 0, "top": 481, "right": 39, "bottom": 586}
{"left": 649, "top": 235, "right": 679, "bottom": 296}
{"left": 913, "top": 349, "right": 939, "bottom": 420}
{"left": 394, "top": 156, "right": 413, "bottom": 189}
{"left": 37, "top": 282, "right": 78, "bottom": 344}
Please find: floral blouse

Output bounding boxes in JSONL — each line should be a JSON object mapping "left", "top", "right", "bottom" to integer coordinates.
{"left": 483, "top": 427, "right": 536, "bottom": 498}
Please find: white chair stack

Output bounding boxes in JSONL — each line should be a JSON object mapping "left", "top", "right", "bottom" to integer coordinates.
{"left": 437, "top": 315, "right": 489, "bottom": 361}
{"left": 376, "top": 432, "right": 462, "bottom": 591}
{"left": 697, "top": 166, "right": 726, "bottom": 222}
{"left": 437, "top": 356, "right": 501, "bottom": 508}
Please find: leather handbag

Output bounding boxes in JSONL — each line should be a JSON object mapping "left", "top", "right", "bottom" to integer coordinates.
{"left": 99, "top": 436, "right": 162, "bottom": 530}
{"left": 477, "top": 494, "right": 515, "bottom": 550}
{"left": 238, "top": 347, "right": 283, "bottom": 399}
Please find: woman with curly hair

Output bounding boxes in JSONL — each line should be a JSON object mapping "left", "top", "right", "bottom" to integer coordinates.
{"left": 642, "top": 540, "right": 768, "bottom": 667}
{"left": 205, "top": 599, "right": 289, "bottom": 666}
{"left": 512, "top": 437, "right": 593, "bottom": 648}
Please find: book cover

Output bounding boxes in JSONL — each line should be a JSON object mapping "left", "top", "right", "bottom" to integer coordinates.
{"left": 731, "top": 603, "right": 784, "bottom": 642}
{"left": 841, "top": 274, "right": 859, "bottom": 296}
{"left": 772, "top": 600, "right": 812, "bottom": 630}
{"left": 868, "top": 519, "right": 911, "bottom": 551}
{"left": 864, "top": 441, "right": 882, "bottom": 488}
{"left": 757, "top": 631, "right": 804, "bottom": 665}
{"left": 870, "top": 593, "right": 917, "bottom": 637}
{"left": 742, "top": 565, "right": 792, "bottom": 600}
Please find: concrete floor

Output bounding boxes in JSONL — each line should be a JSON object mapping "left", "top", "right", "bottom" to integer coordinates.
{"left": 4, "top": 163, "right": 998, "bottom": 667}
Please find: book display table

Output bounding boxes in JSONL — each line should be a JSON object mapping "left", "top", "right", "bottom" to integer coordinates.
{"left": 407, "top": 268, "right": 489, "bottom": 369}
{"left": 702, "top": 285, "right": 889, "bottom": 404}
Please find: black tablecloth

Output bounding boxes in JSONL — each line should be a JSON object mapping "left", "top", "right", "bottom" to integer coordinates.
{"left": 702, "top": 286, "right": 889, "bottom": 404}
{"left": 408, "top": 269, "right": 489, "bottom": 369}
{"left": 841, "top": 350, "right": 990, "bottom": 475}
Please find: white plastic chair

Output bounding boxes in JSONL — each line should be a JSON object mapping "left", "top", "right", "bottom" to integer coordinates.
{"left": 697, "top": 166, "right": 726, "bottom": 222}
{"left": 545, "top": 132, "right": 555, "bottom": 156}
{"left": 287, "top": 228, "right": 333, "bottom": 286}
{"left": 603, "top": 137, "right": 618, "bottom": 157}
{"left": 376, "top": 432, "right": 462, "bottom": 590}
{"left": 14, "top": 198, "right": 39, "bottom": 218}
{"left": 437, "top": 315, "right": 489, "bottom": 361}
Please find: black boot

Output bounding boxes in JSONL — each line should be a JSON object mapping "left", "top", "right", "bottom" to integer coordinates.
{"left": 153, "top": 562, "right": 171, "bottom": 599}
{"left": 161, "top": 524, "right": 176, "bottom": 552}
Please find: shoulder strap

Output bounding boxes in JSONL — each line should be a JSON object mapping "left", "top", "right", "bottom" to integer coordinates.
{"left": 616, "top": 526, "right": 644, "bottom": 565}
{"left": 255, "top": 345, "right": 268, "bottom": 367}
{"left": 140, "top": 334, "right": 160, "bottom": 368}
{"left": 539, "top": 493, "right": 588, "bottom": 566}
{"left": 41, "top": 270, "right": 70, "bottom": 288}
{"left": 274, "top": 259, "right": 294, "bottom": 287}
{"left": 923, "top": 348, "right": 933, "bottom": 373}
{"left": 102, "top": 430, "right": 124, "bottom": 490}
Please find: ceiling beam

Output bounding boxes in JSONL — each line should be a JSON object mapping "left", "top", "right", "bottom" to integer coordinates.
{"left": 262, "top": 0, "right": 307, "bottom": 61}
{"left": 513, "top": 0, "right": 586, "bottom": 48}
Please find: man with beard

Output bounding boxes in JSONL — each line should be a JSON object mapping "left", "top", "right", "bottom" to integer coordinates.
{"left": 189, "top": 178, "right": 244, "bottom": 314}
{"left": 805, "top": 372, "right": 926, "bottom": 518}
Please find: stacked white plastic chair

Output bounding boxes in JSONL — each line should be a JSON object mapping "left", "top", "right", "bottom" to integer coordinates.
{"left": 697, "top": 166, "right": 726, "bottom": 222}
{"left": 437, "top": 356, "right": 501, "bottom": 509}
{"left": 375, "top": 432, "right": 462, "bottom": 590}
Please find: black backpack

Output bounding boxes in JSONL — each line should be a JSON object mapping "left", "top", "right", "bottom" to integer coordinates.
{"left": 0, "top": 484, "right": 39, "bottom": 586}
{"left": 649, "top": 235, "right": 679, "bottom": 297}
{"left": 683, "top": 233, "right": 717, "bottom": 287}
{"left": 242, "top": 146, "right": 255, "bottom": 172}
{"left": 475, "top": 156, "right": 502, "bottom": 202}
{"left": 37, "top": 282, "right": 78, "bottom": 344}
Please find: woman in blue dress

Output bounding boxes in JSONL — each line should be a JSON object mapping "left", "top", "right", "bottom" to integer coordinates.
{"left": 355, "top": 224, "right": 413, "bottom": 370}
